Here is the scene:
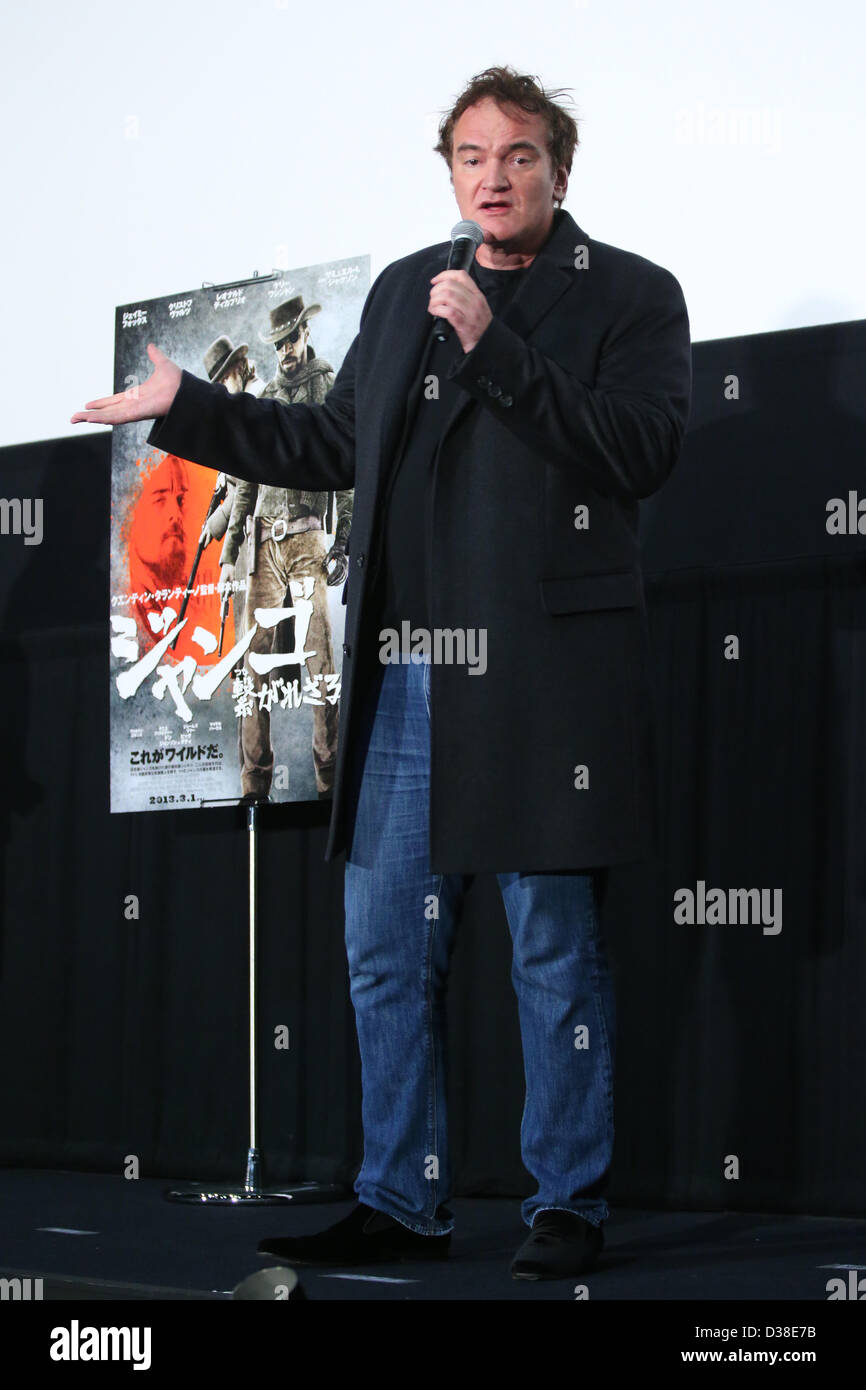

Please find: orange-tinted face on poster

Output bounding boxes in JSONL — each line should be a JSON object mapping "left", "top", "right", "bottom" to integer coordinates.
{"left": 126, "top": 452, "right": 234, "bottom": 664}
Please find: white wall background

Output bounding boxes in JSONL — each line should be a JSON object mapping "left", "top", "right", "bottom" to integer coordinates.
{"left": 3, "top": 0, "right": 863, "bottom": 448}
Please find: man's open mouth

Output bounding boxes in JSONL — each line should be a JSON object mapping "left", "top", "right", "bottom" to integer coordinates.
{"left": 480, "top": 202, "right": 511, "bottom": 210}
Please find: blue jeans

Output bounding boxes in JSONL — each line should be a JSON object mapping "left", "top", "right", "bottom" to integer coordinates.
{"left": 344, "top": 654, "right": 616, "bottom": 1235}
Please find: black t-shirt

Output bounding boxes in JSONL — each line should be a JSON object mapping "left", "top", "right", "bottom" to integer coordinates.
{"left": 371, "top": 260, "right": 529, "bottom": 646}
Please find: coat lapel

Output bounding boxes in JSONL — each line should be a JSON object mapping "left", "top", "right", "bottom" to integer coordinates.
{"left": 499, "top": 208, "right": 585, "bottom": 334}
{"left": 364, "top": 243, "right": 449, "bottom": 505}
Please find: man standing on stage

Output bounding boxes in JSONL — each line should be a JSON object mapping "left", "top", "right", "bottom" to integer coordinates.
{"left": 73, "top": 65, "right": 691, "bottom": 1280}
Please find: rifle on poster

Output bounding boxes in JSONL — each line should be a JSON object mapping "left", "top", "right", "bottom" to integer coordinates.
{"left": 170, "top": 472, "right": 229, "bottom": 651}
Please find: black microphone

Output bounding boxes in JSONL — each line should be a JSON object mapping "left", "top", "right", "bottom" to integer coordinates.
{"left": 432, "top": 219, "right": 484, "bottom": 342}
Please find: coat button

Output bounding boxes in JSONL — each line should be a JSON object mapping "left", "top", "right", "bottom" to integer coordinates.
{"left": 488, "top": 382, "right": 502, "bottom": 398}
{"left": 356, "top": 553, "right": 365, "bottom": 567}
{"left": 342, "top": 643, "right": 351, "bottom": 657}
{"left": 476, "top": 375, "right": 489, "bottom": 389}
{"left": 500, "top": 393, "right": 513, "bottom": 407}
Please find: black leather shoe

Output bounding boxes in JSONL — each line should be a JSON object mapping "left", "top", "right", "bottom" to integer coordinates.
{"left": 257, "top": 1202, "right": 451, "bottom": 1265}
{"left": 511, "top": 1209, "right": 604, "bottom": 1280}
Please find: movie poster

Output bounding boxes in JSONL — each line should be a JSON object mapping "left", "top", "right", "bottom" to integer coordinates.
{"left": 109, "top": 256, "right": 369, "bottom": 812}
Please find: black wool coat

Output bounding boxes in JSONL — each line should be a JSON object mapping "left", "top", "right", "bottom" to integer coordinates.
{"left": 148, "top": 208, "right": 691, "bottom": 873}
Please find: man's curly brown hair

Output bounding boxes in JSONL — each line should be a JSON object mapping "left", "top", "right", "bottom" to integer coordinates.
{"left": 434, "top": 65, "right": 580, "bottom": 195}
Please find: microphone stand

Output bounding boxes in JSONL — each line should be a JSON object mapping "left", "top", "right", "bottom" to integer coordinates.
{"left": 165, "top": 799, "right": 347, "bottom": 1206}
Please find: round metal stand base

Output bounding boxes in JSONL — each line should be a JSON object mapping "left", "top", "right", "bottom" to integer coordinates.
{"left": 165, "top": 1153, "right": 347, "bottom": 1205}
{"left": 164, "top": 1182, "right": 347, "bottom": 1206}
{"left": 165, "top": 1188, "right": 291, "bottom": 1205}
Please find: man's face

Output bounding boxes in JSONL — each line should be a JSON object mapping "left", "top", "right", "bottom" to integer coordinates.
{"left": 276, "top": 322, "right": 309, "bottom": 375}
{"left": 133, "top": 456, "right": 188, "bottom": 575}
{"left": 450, "top": 96, "right": 568, "bottom": 256}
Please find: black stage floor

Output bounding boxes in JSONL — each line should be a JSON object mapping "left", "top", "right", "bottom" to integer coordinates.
{"left": 1, "top": 1168, "right": 864, "bottom": 1302}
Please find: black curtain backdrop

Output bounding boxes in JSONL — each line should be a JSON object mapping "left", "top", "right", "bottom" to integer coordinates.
{"left": 1, "top": 318, "right": 864, "bottom": 1215}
